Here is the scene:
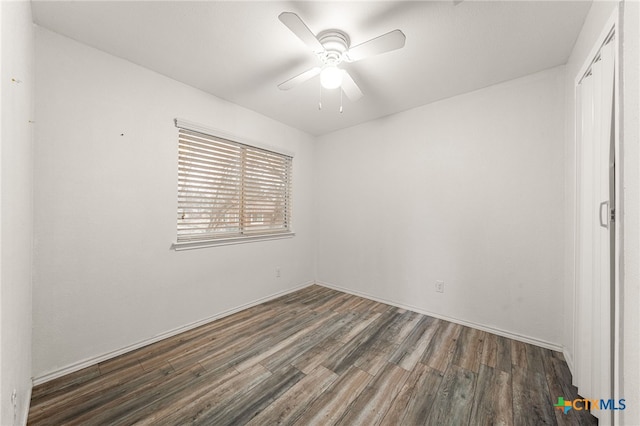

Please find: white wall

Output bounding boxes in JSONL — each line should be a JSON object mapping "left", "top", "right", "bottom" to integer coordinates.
{"left": 33, "top": 27, "right": 315, "bottom": 380}
{"left": 561, "top": 0, "right": 618, "bottom": 376}
{"left": 0, "top": 1, "right": 34, "bottom": 424}
{"left": 315, "top": 67, "right": 566, "bottom": 348}
{"left": 621, "top": 1, "right": 639, "bottom": 423}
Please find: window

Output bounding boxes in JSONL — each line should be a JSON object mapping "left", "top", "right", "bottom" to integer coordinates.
{"left": 175, "top": 120, "right": 293, "bottom": 248}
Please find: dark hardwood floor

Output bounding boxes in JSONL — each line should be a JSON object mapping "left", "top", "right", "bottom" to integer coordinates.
{"left": 28, "top": 285, "right": 597, "bottom": 425}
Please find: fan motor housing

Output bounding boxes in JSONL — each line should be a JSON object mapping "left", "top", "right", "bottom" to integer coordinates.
{"left": 317, "top": 30, "right": 350, "bottom": 64}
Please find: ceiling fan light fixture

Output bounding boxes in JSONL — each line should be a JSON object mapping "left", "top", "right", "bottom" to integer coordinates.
{"left": 320, "top": 65, "right": 343, "bottom": 90}
{"left": 278, "top": 12, "right": 405, "bottom": 103}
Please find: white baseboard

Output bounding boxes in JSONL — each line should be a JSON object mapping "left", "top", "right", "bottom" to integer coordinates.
{"left": 316, "top": 280, "right": 564, "bottom": 352}
{"left": 32, "top": 281, "right": 315, "bottom": 386}
{"left": 563, "top": 347, "right": 576, "bottom": 381}
{"left": 34, "top": 279, "right": 565, "bottom": 386}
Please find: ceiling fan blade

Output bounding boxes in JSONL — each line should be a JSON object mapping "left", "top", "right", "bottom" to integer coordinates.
{"left": 278, "top": 12, "right": 324, "bottom": 53}
{"left": 341, "top": 71, "right": 363, "bottom": 102}
{"left": 345, "top": 29, "right": 406, "bottom": 62}
{"left": 278, "top": 67, "right": 321, "bottom": 90}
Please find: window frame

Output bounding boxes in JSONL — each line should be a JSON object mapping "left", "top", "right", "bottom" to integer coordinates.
{"left": 172, "top": 119, "right": 294, "bottom": 251}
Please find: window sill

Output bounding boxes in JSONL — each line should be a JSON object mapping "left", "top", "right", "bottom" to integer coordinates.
{"left": 171, "top": 232, "right": 295, "bottom": 251}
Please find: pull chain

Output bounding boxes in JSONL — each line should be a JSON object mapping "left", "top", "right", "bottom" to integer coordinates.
{"left": 317, "top": 85, "right": 345, "bottom": 113}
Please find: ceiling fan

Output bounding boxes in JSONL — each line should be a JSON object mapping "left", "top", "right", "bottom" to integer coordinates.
{"left": 277, "top": 12, "right": 406, "bottom": 103}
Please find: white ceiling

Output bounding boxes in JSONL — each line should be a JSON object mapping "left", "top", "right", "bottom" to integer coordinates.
{"left": 31, "top": 0, "right": 591, "bottom": 136}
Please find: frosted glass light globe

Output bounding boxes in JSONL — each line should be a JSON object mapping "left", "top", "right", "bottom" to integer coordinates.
{"left": 320, "top": 66, "right": 343, "bottom": 90}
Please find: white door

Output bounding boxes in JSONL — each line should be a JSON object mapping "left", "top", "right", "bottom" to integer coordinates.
{"left": 575, "top": 38, "right": 615, "bottom": 425}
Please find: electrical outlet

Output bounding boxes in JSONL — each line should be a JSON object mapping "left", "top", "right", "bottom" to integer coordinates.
{"left": 435, "top": 280, "right": 445, "bottom": 293}
{"left": 276, "top": 268, "right": 281, "bottom": 278}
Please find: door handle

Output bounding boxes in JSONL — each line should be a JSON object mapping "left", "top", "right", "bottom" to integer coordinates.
{"left": 599, "top": 201, "right": 609, "bottom": 229}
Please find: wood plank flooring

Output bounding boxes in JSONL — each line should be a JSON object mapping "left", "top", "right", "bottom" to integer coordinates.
{"left": 28, "top": 285, "right": 597, "bottom": 425}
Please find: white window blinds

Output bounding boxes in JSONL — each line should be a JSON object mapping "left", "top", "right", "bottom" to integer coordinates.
{"left": 176, "top": 126, "right": 292, "bottom": 244}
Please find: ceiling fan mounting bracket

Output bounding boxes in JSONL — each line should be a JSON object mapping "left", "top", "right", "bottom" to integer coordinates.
{"left": 316, "top": 29, "right": 350, "bottom": 65}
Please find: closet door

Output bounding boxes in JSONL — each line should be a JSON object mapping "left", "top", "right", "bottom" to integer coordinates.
{"left": 595, "top": 41, "right": 615, "bottom": 421}
{"left": 575, "top": 39, "right": 615, "bottom": 424}
{"left": 576, "top": 69, "right": 594, "bottom": 399}
{"left": 574, "top": 68, "right": 596, "bottom": 395}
